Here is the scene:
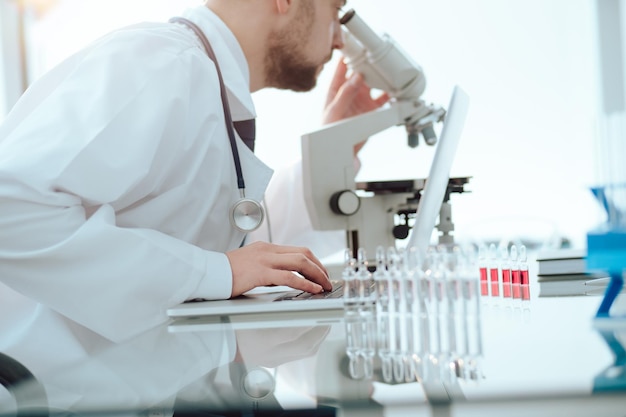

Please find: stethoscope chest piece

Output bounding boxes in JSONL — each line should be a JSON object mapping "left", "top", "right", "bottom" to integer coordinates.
{"left": 230, "top": 198, "right": 264, "bottom": 232}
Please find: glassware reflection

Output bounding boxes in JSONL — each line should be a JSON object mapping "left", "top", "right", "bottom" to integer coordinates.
{"left": 593, "top": 321, "right": 626, "bottom": 392}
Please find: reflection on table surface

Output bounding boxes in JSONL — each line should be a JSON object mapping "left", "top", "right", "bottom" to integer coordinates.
{"left": 1, "top": 280, "right": 626, "bottom": 416}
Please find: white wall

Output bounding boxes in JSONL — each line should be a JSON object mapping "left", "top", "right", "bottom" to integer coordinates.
{"left": 3, "top": 0, "right": 604, "bottom": 249}
{"left": 26, "top": 0, "right": 203, "bottom": 75}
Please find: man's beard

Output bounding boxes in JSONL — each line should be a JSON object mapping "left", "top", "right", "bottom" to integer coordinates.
{"left": 265, "top": 42, "right": 321, "bottom": 92}
{"left": 264, "top": 2, "right": 324, "bottom": 92}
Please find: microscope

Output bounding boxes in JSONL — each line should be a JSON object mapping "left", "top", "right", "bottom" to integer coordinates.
{"left": 301, "top": 9, "right": 470, "bottom": 261}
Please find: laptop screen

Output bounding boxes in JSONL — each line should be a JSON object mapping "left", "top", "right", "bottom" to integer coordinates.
{"left": 407, "top": 86, "right": 470, "bottom": 252}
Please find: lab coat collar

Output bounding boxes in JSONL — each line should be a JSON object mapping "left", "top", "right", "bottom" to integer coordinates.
{"left": 181, "top": 6, "right": 256, "bottom": 121}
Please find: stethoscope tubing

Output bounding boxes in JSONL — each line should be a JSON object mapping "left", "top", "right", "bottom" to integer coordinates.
{"left": 170, "top": 17, "right": 264, "bottom": 232}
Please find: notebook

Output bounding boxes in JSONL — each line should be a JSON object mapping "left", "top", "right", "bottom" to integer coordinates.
{"left": 167, "top": 86, "right": 469, "bottom": 319}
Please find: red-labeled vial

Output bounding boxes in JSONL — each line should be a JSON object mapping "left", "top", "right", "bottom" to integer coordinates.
{"left": 500, "top": 245, "right": 512, "bottom": 298}
{"left": 510, "top": 245, "right": 521, "bottom": 300}
{"left": 488, "top": 243, "right": 499, "bottom": 297}
{"left": 519, "top": 245, "right": 530, "bottom": 301}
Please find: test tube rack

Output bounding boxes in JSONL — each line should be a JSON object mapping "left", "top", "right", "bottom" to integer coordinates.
{"left": 342, "top": 245, "right": 484, "bottom": 385}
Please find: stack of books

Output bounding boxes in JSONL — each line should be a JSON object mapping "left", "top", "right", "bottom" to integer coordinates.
{"left": 536, "top": 248, "right": 609, "bottom": 297}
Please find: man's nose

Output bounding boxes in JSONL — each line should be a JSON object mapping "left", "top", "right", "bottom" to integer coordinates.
{"left": 332, "top": 22, "right": 345, "bottom": 50}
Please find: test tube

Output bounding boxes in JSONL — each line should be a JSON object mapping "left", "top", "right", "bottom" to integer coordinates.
{"left": 449, "top": 245, "right": 467, "bottom": 379}
{"left": 356, "top": 248, "right": 376, "bottom": 379}
{"left": 444, "top": 245, "right": 463, "bottom": 381}
{"left": 423, "top": 246, "right": 441, "bottom": 381}
{"left": 373, "top": 246, "right": 392, "bottom": 381}
{"left": 342, "top": 249, "right": 363, "bottom": 379}
{"left": 462, "top": 247, "right": 484, "bottom": 381}
{"left": 455, "top": 245, "right": 473, "bottom": 379}
{"left": 460, "top": 244, "right": 483, "bottom": 380}
{"left": 402, "top": 247, "right": 423, "bottom": 382}
{"left": 415, "top": 249, "right": 432, "bottom": 382}
{"left": 433, "top": 246, "right": 454, "bottom": 382}
{"left": 388, "top": 247, "right": 408, "bottom": 383}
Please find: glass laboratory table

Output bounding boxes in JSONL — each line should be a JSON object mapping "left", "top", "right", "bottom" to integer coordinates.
{"left": 1, "top": 273, "right": 625, "bottom": 417}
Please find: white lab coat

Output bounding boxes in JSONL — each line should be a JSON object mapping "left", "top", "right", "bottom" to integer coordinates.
{"left": 0, "top": 7, "right": 274, "bottom": 342}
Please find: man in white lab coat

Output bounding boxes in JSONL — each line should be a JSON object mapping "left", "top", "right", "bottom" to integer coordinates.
{"left": 0, "top": 0, "right": 387, "bottom": 341}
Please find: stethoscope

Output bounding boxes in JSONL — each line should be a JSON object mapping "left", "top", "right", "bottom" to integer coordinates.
{"left": 170, "top": 17, "right": 265, "bottom": 233}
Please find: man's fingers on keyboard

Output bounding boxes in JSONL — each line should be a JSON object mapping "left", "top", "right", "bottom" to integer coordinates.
{"left": 273, "top": 270, "right": 324, "bottom": 294}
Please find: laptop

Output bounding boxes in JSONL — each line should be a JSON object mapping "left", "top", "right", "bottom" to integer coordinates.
{"left": 167, "top": 86, "right": 469, "bottom": 319}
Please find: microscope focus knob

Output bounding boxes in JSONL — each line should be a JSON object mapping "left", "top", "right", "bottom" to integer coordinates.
{"left": 393, "top": 224, "right": 410, "bottom": 240}
{"left": 330, "top": 190, "right": 361, "bottom": 216}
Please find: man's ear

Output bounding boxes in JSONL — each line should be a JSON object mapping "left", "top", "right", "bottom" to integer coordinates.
{"left": 275, "top": 0, "right": 293, "bottom": 15}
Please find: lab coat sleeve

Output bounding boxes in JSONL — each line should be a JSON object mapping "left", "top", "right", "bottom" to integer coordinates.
{"left": 248, "top": 160, "right": 346, "bottom": 261}
{"left": 0, "top": 28, "right": 232, "bottom": 342}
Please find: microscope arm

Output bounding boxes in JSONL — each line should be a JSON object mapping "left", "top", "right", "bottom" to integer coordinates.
{"left": 301, "top": 99, "right": 431, "bottom": 231}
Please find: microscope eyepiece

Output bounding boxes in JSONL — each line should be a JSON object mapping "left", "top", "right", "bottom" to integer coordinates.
{"left": 340, "top": 9, "right": 356, "bottom": 25}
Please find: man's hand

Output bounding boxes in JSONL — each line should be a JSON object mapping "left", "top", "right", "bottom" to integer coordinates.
{"left": 226, "top": 241, "right": 332, "bottom": 297}
{"left": 322, "top": 59, "right": 390, "bottom": 166}
{"left": 322, "top": 59, "right": 390, "bottom": 126}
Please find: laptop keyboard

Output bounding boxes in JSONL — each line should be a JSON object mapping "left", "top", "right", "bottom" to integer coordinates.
{"left": 274, "top": 281, "right": 344, "bottom": 302}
